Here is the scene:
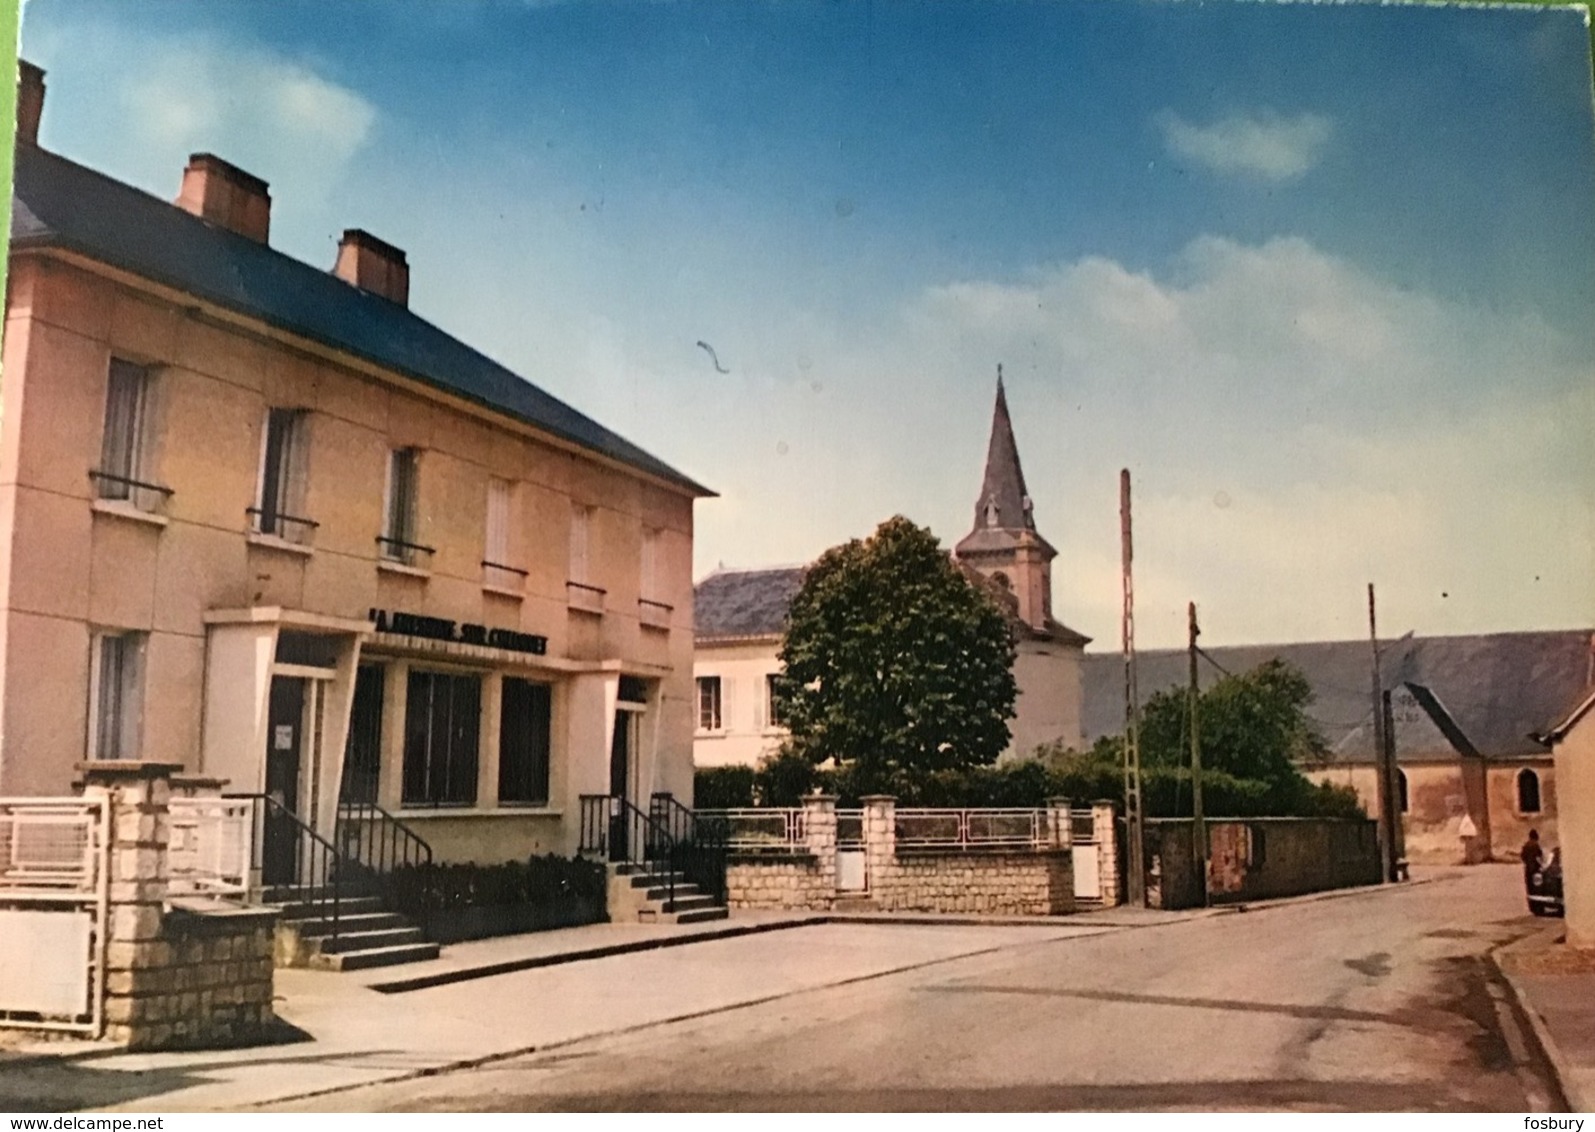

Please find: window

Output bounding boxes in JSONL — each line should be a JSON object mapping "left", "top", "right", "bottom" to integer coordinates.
{"left": 569, "top": 504, "right": 592, "bottom": 583}
{"left": 482, "top": 478, "right": 526, "bottom": 590}
{"left": 94, "top": 359, "right": 163, "bottom": 510}
{"left": 697, "top": 676, "right": 723, "bottom": 732}
{"left": 498, "top": 677, "right": 552, "bottom": 805}
{"left": 253, "top": 408, "right": 312, "bottom": 542}
{"left": 766, "top": 674, "right": 785, "bottom": 729}
{"left": 1517, "top": 768, "right": 1542, "bottom": 814}
{"left": 641, "top": 528, "right": 660, "bottom": 600}
{"left": 402, "top": 669, "right": 481, "bottom": 807}
{"left": 381, "top": 448, "right": 424, "bottom": 564}
{"left": 89, "top": 632, "right": 144, "bottom": 761}
{"left": 1397, "top": 769, "right": 1409, "bottom": 814}
{"left": 341, "top": 664, "right": 384, "bottom": 805}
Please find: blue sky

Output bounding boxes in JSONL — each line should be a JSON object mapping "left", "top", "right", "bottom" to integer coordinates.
{"left": 20, "top": 0, "right": 1595, "bottom": 648}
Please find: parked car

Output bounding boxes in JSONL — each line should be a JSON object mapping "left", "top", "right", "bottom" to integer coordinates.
{"left": 1528, "top": 847, "right": 1564, "bottom": 917}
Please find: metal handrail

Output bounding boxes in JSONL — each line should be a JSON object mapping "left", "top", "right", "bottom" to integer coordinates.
{"left": 376, "top": 535, "right": 437, "bottom": 557}
{"left": 651, "top": 793, "right": 728, "bottom": 905}
{"left": 692, "top": 808, "right": 805, "bottom": 852}
{"left": 336, "top": 798, "right": 434, "bottom": 887}
{"left": 566, "top": 580, "right": 608, "bottom": 595}
{"left": 88, "top": 469, "right": 174, "bottom": 497}
{"left": 481, "top": 560, "right": 529, "bottom": 577}
{"left": 638, "top": 598, "right": 674, "bottom": 612}
{"left": 894, "top": 807, "right": 1047, "bottom": 850}
{"left": 247, "top": 506, "right": 321, "bottom": 534}
{"left": 578, "top": 794, "right": 683, "bottom": 910}
{"left": 230, "top": 793, "right": 343, "bottom": 939}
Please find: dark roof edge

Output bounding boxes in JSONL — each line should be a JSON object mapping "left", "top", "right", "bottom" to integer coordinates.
{"left": 1538, "top": 684, "right": 1595, "bottom": 745}
{"left": 12, "top": 166, "right": 715, "bottom": 500}
{"left": 695, "top": 633, "right": 784, "bottom": 647}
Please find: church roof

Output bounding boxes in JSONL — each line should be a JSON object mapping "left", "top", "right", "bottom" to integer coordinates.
{"left": 955, "top": 371, "right": 1055, "bottom": 558}
{"left": 1080, "top": 629, "right": 1595, "bottom": 763}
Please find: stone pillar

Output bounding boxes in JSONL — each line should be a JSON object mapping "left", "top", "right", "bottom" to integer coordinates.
{"left": 1047, "top": 797, "right": 1072, "bottom": 849}
{"left": 79, "top": 761, "right": 180, "bottom": 1046}
{"left": 802, "top": 794, "right": 839, "bottom": 904}
{"left": 860, "top": 795, "right": 896, "bottom": 907}
{"left": 1045, "top": 798, "right": 1076, "bottom": 914}
{"left": 1092, "top": 800, "right": 1121, "bottom": 908}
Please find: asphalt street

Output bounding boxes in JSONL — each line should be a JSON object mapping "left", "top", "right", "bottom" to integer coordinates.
{"left": 270, "top": 865, "right": 1559, "bottom": 1112}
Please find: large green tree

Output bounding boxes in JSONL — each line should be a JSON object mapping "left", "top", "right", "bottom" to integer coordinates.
{"left": 773, "top": 516, "right": 1018, "bottom": 794}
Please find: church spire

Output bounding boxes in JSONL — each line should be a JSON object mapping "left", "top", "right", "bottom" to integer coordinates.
{"left": 974, "top": 364, "right": 1035, "bottom": 533}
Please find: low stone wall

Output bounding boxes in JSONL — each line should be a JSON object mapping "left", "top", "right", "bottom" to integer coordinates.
{"left": 720, "top": 795, "right": 1085, "bottom": 916}
{"left": 1146, "top": 817, "right": 1382, "bottom": 910}
{"left": 726, "top": 853, "right": 832, "bottom": 910}
{"left": 878, "top": 849, "right": 1073, "bottom": 915}
{"left": 106, "top": 902, "right": 278, "bottom": 1050}
{"left": 81, "top": 761, "right": 280, "bottom": 1051}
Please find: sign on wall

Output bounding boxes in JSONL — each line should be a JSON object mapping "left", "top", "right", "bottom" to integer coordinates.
{"left": 369, "top": 609, "right": 548, "bottom": 656}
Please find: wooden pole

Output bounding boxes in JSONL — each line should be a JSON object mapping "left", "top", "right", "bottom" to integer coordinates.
{"left": 1368, "top": 584, "right": 1397, "bottom": 883}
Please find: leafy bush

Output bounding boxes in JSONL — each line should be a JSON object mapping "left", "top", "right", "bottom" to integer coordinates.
{"left": 695, "top": 765, "right": 756, "bottom": 808}
{"left": 378, "top": 854, "right": 607, "bottom": 917}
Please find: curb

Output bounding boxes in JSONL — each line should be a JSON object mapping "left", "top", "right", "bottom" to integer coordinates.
{"left": 1491, "top": 925, "right": 1587, "bottom": 1114}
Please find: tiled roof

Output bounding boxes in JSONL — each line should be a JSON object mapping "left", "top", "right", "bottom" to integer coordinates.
{"left": 694, "top": 567, "right": 807, "bottom": 641}
{"left": 1081, "top": 629, "right": 1595, "bottom": 763}
{"left": 10, "top": 144, "right": 711, "bottom": 496}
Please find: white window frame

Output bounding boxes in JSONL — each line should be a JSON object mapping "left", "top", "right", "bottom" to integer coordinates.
{"left": 382, "top": 447, "right": 423, "bottom": 565}
{"left": 87, "top": 632, "right": 145, "bottom": 762}
{"left": 253, "top": 407, "right": 312, "bottom": 543}
{"left": 96, "top": 359, "right": 163, "bottom": 511}
{"left": 696, "top": 675, "right": 723, "bottom": 733}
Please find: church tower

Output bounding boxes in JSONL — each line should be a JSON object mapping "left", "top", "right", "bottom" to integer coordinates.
{"left": 954, "top": 367, "right": 1058, "bottom": 632}
{"left": 954, "top": 367, "right": 1089, "bottom": 757}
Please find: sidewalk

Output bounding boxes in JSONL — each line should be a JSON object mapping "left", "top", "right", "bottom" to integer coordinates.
{"left": 1494, "top": 923, "right": 1595, "bottom": 1113}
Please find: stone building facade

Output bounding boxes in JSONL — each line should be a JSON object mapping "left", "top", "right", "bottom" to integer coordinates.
{"left": 1, "top": 63, "right": 710, "bottom": 864}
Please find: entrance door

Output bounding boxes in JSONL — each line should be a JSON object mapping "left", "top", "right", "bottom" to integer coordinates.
{"left": 263, "top": 676, "right": 305, "bottom": 886}
{"left": 608, "top": 710, "right": 631, "bottom": 862}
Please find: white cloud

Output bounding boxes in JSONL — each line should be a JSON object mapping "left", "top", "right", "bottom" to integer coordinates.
{"left": 25, "top": 15, "right": 375, "bottom": 224}
{"left": 1157, "top": 109, "right": 1333, "bottom": 182}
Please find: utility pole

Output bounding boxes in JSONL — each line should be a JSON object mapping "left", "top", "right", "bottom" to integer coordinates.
{"left": 1368, "top": 584, "right": 1398, "bottom": 883}
{"left": 1120, "top": 470, "right": 1146, "bottom": 906}
{"left": 1188, "top": 600, "right": 1207, "bottom": 906}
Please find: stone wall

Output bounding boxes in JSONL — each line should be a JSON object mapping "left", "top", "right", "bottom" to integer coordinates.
{"left": 1145, "top": 817, "right": 1382, "bottom": 910}
{"left": 720, "top": 794, "right": 1086, "bottom": 916}
{"left": 80, "top": 761, "right": 280, "bottom": 1051}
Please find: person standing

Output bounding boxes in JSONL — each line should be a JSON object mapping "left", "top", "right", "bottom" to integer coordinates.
{"left": 1520, "top": 828, "right": 1545, "bottom": 882}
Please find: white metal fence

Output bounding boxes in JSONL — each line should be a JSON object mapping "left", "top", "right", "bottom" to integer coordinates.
{"left": 894, "top": 808, "right": 1048, "bottom": 849}
{"left": 695, "top": 808, "right": 807, "bottom": 852}
{"left": 0, "top": 797, "right": 109, "bottom": 1034}
{"left": 168, "top": 796, "right": 253, "bottom": 898}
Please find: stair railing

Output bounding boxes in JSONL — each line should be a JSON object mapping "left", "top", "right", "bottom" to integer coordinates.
{"left": 229, "top": 793, "right": 343, "bottom": 941}
{"left": 651, "top": 793, "right": 729, "bottom": 906}
{"left": 578, "top": 794, "right": 681, "bottom": 910}
{"left": 335, "top": 799, "right": 434, "bottom": 898}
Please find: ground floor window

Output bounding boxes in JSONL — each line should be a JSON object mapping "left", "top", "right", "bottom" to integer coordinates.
{"left": 90, "top": 632, "right": 144, "bottom": 761}
{"left": 697, "top": 676, "right": 722, "bottom": 731}
{"left": 342, "top": 664, "right": 384, "bottom": 804}
{"left": 499, "top": 677, "right": 552, "bottom": 805}
{"left": 402, "top": 669, "right": 481, "bottom": 807}
{"left": 1517, "top": 768, "right": 1542, "bottom": 814}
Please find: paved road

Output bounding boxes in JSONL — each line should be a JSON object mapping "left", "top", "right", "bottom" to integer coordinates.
{"left": 271, "top": 865, "right": 1560, "bottom": 1112}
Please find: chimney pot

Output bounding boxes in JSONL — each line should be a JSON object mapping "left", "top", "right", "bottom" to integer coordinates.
{"left": 16, "top": 60, "right": 44, "bottom": 148}
{"left": 175, "top": 153, "right": 271, "bottom": 244}
{"left": 333, "top": 229, "right": 410, "bottom": 306}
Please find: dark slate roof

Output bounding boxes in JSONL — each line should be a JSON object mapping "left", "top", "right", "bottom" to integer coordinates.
{"left": 694, "top": 567, "right": 807, "bottom": 641}
{"left": 10, "top": 144, "right": 711, "bottom": 496}
{"left": 954, "top": 373, "right": 1056, "bottom": 559}
{"left": 1081, "top": 630, "right": 1595, "bottom": 764}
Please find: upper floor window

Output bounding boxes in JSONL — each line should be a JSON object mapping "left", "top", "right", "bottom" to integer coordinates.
{"left": 380, "top": 447, "right": 431, "bottom": 566}
{"left": 93, "top": 359, "right": 169, "bottom": 513}
{"left": 1517, "top": 768, "right": 1542, "bottom": 814}
{"left": 766, "top": 674, "right": 786, "bottom": 730}
{"left": 252, "top": 408, "right": 315, "bottom": 543}
{"left": 696, "top": 676, "right": 723, "bottom": 732}
{"left": 640, "top": 527, "right": 661, "bottom": 601}
{"left": 569, "top": 504, "right": 593, "bottom": 584}
{"left": 90, "top": 631, "right": 144, "bottom": 761}
{"left": 483, "top": 478, "right": 525, "bottom": 591}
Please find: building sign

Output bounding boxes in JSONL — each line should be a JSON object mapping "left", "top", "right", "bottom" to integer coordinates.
{"left": 369, "top": 609, "right": 547, "bottom": 656}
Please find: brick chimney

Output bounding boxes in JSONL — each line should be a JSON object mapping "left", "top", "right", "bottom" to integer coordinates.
{"left": 16, "top": 60, "right": 44, "bottom": 147}
{"left": 333, "top": 229, "right": 409, "bottom": 306}
{"left": 175, "top": 153, "right": 271, "bottom": 244}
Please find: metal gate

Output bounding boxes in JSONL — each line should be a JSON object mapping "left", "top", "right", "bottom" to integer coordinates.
{"left": 836, "top": 809, "right": 867, "bottom": 893}
{"left": 0, "top": 797, "right": 109, "bottom": 1034}
{"left": 1071, "top": 809, "right": 1102, "bottom": 902}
